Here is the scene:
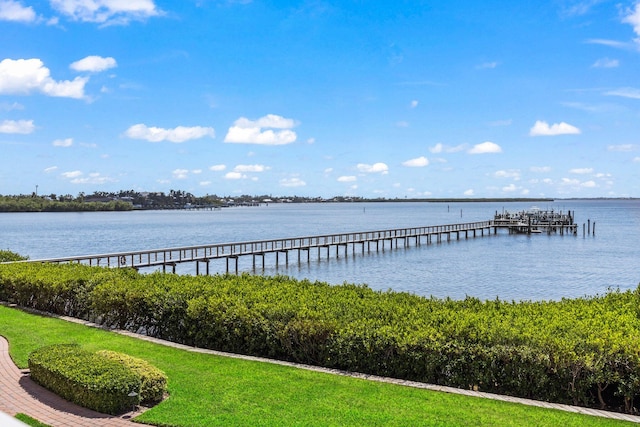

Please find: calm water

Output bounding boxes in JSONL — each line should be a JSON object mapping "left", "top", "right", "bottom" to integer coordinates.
{"left": 1, "top": 200, "right": 639, "bottom": 301}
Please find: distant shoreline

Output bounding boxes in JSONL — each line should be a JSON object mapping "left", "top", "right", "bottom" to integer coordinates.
{"left": 2, "top": 197, "right": 639, "bottom": 213}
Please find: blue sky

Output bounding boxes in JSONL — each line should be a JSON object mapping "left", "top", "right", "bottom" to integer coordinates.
{"left": 1, "top": 0, "right": 640, "bottom": 198}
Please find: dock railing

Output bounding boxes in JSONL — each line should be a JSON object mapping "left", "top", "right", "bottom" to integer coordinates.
{"left": 19, "top": 220, "right": 496, "bottom": 273}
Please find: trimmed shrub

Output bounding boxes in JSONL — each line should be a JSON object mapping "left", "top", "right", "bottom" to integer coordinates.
{"left": 0, "top": 250, "right": 28, "bottom": 263}
{"left": 97, "top": 350, "right": 167, "bottom": 404}
{"left": 28, "top": 344, "right": 140, "bottom": 415}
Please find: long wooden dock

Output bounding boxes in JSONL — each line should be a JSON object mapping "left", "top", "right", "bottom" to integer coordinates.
{"left": 18, "top": 211, "right": 582, "bottom": 274}
{"left": 23, "top": 220, "right": 497, "bottom": 274}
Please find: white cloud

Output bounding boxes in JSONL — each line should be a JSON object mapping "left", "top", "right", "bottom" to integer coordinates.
{"left": 70, "top": 56, "right": 117, "bottom": 72}
{"left": 50, "top": 0, "right": 161, "bottom": 25}
{"left": 235, "top": 114, "right": 296, "bottom": 129}
{"left": 357, "top": 162, "right": 389, "bottom": 174}
{"left": 463, "top": 189, "right": 474, "bottom": 196}
{"left": 586, "top": 39, "right": 630, "bottom": 49}
{"left": 623, "top": 2, "right": 640, "bottom": 44}
{"left": 224, "top": 171, "right": 247, "bottom": 180}
{"left": 468, "top": 141, "right": 502, "bottom": 154}
{"left": 502, "top": 183, "right": 517, "bottom": 192}
{"left": 530, "top": 166, "right": 551, "bottom": 173}
{"left": 234, "top": 164, "right": 269, "bottom": 173}
{"left": 65, "top": 171, "right": 115, "bottom": 184}
{"left": 429, "top": 142, "right": 466, "bottom": 153}
{"left": 0, "top": 0, "right": 35, "bottom": 22}
{"left": 429, "top": 143, "right": 443, "bottom": 153}
{"left": 192, "top": 169, "right": 202, "bottom": 174}
{"left": 493, "top": 169, "right": 520, "bottom": 179}
{"left": 44, "top": 166, "right": 58, "bottom": 173}
{"left": 0, "top": 119, "right": 34, "bottom": 134}
{"left": 476, "top": 61, "right": 498, "bottom": 69}
{"left": 172, "top": 169, "right": 189, "bottom": 179}
{"left": 410, "top": 100, "right": 418, "bottom": 108}
{"left": 592, "top": 58, "right": 619, "bottom": 68}
{"left": 61, "top": 170, "right": 83, "bottom": 179}
{"left": 402, "top": 156, "right": 429, "bottom": 167}
{"left": 634, "top": 157, "right": 640, "bottom": 162}
{"left": 488, "top": 119, "right": 512, "bottom": 127}
{"left": 209, "top": 164, "right": 226, "bottom": 171}
{"left": 569, "top": 168, "right": 594, "bottom": 174}
{"left": 337, "top": 176, "right": 356, "bottom": 182}
{"left": 280, "top": 177, "right": 306, "bottom": 187}
{"left": 562, "top": 102, "right": 622, "bottom": 114}
{"left": 560, "top": 178, "right": 597, "bottom": 190}
{"left": 199, "top": 181, "right": 211, "bottom": 186}
{"left": 608, "top": 144, "right": 635, "bottom": 152}
{"left": 605, "top": 87, "right": 640, "bottom": 99}
{"left": 224, "top": 114, "right": 297, "bottom": 145}
{"left": 0, "top": 58, "right": 87, "bottom": 99}
{"left": 529, "top": 120, "right": 581, "bottom": 136}
{"left": 53, "top": 138, "right": 73, "bottom": 147}
{"left": 125, "top": 124, "right": 215, "bottom": 143}
{"left": 0, "top": 101, "right": 24, "bottom": 111}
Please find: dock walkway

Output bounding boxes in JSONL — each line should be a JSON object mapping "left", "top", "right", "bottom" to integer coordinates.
{"left": 19, "top": 212, "right": 582, "bottom": 274}
{"left": 24, "top": 221, "right": 496, "bottom": 274}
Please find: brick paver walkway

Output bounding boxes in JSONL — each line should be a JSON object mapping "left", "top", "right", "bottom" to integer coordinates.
{"left": 0, "top": 336, "right": 136, "bottom": 426}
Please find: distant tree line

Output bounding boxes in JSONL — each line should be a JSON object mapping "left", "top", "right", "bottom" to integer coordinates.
{"left": 0, "top": 195, "right": 133, "bottom": 213}
{"left": 0, "top": 190, "right": 556, "bottom": 213}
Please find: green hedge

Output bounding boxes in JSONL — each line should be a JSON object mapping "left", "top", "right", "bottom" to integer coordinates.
{"left": 97, "top": 350, "right": 167, "bottom": 404}
{"left": 28, "top": 344, "right": 140, "bottom": 415}
{"left": 0, "top": 250, "right": 27, "bottom": 263}
{"left": 4, "top": 263, "right": 640, "bottom": 413}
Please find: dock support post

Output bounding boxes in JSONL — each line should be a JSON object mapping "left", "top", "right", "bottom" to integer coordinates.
{"left": 276, "top": 251, "right": 288, "bottom": 266}
{"left": 225, "top": 257, "right": 238, "bottom": 274}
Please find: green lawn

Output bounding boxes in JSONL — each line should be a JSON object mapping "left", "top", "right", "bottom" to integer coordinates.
{"left": 0, "top": 305, "right": 634, "bottom": 427}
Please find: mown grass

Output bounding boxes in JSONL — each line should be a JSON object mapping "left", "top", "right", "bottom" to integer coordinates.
{"left": 14, "top": 413, "right": 51, "bottom": 427}
{"left": 0, "top": 305, "right": 634, "bottom": 427}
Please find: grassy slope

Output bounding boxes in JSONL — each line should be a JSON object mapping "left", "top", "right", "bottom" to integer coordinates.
{"left": 0, "top": 305, "right": 633, "bottom": 427}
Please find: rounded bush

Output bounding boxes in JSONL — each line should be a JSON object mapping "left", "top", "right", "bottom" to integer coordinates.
{"left": 97, "top": 350, "right": 167, "bottom": 404}
{"left": 28, "top": 344, "right": 141, "bottom": 415}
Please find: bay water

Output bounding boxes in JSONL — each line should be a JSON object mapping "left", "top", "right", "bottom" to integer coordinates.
{"left": 1, "top": 200, "right": 639, "bottom": 301}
